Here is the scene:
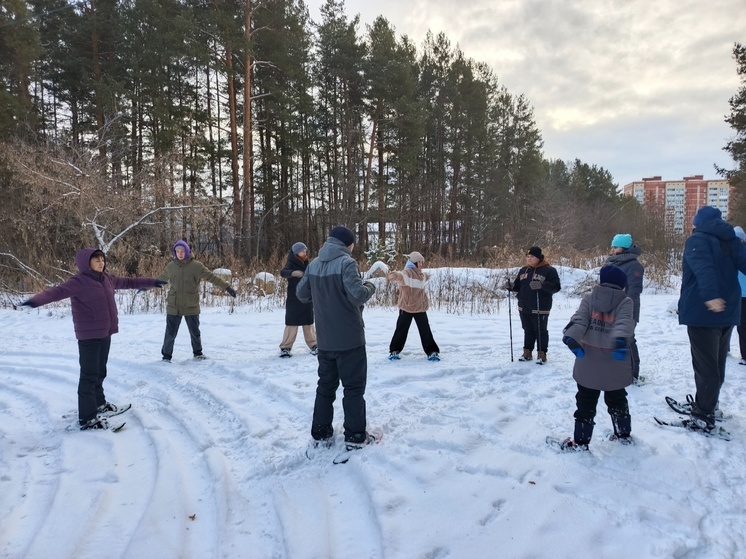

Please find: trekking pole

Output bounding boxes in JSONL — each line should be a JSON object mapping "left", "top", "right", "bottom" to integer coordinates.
{"left": 506, "top": 280, "right": 514, "bottom": 362}
{"left": 536, "top": 292, "right": 543, "bottom": 365}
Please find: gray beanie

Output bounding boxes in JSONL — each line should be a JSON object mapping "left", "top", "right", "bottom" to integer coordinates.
{"left": 292, "top": 242, "right": 308, "bottom": 255}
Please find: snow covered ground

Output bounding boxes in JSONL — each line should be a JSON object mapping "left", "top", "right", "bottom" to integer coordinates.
{"left": 2, "top": 266, "right": 745, "bottom": 559}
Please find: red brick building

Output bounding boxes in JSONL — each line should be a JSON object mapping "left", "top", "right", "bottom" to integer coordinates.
{"left": 623, "top": 175, "right": 731, "bottom": 233}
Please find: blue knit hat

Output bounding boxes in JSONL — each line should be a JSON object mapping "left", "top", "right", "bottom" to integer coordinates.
{"left": 600, "top": 265, "right": 627, "bottom": 289}
{"left": 611, "top": 234, "right": 633, "bottom": 249}
{"left": 330, "top": 226, "right": 355, "bottom": 247}
{"left": 692, "top": 206, "right": 722, "bottom": 227}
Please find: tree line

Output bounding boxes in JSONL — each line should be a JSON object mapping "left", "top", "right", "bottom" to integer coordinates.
{"left": 1, "top": 0, "right": 711, "bottom": 289}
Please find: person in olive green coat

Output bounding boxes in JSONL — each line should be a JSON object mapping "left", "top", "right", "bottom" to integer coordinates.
{"left": 158, "top": 240, "right": 236, "bottom": 361}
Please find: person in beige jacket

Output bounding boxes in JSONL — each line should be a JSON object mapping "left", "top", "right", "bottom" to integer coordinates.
{"left": 387, "top": 251, "right": 441, "bottom": 361}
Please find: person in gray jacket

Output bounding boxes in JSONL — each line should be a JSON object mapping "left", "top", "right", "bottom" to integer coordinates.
{"left": 605, "top": 233, "right": 644, "bottom": 381}
{"left": 296, "top": 226, "right": 377, "bottom": 450}
{"left": 559, "top": 266, "right": 636, "bottom": 450}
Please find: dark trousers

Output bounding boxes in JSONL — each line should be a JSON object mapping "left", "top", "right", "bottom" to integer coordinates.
{"left": 737, "top": 298, "right": 746, "bottom": 359}
{"left": 161, "top": 314, "right": 202, "bottom": 358}
{"left": 312, "top": 345, "right": 368, "bottom": 443}
{"left": 574, "top": 383, "right": 630, "bottom": 443}
{"left": 687, "top": 325, "right": 731, "bottom": 419}
{"left": 519, "top": 311, "right": 549, "bottom": 353}
{"left": 78, "top": 336, "right": 112, "bottom": 423}
{"left": 389, "top": 310, "right": 440, "bottom": 355}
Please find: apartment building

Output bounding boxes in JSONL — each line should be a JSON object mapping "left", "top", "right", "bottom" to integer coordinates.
{"left": 623, "top": 175, "right": 731, "bottom": 233}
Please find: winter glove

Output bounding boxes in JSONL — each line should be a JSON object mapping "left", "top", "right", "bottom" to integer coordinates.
{"left": 290, "top": 270, "right": 304, "bottom": 278}
{"left": 363, "top": 280, "right": 376, "bottom": 293}
{"left": 20, "top": 299, "right": 38, "bottom": 308}
{"left": 562, "top": 336, "right": 585, "bottom": 358}
{"left": 611, "top": 338, "right": 628, "bottom": 361}
{"left": 225, "top": 286, "right": 237, "bottom": 298}
{"left": 503, "top": 280, "right": 514, "bottom": 290}
{"left": 529, "top": 278, "right": 543, "bottom": 290}
{"left": 154, "top": 279, "right": 168, "bottom": 288}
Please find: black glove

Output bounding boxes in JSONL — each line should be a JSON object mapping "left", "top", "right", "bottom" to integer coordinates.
{"left": 563, "top": 336, "right": 585, "bottom": 358}
{"left": 363, "top": 280, "right": 376, "bottom": 292}
{"left": 155, "top": 280, "right": 168, "bottom": 288}
{"left": 529, "top": 278, "right": 543, "bottom": 290}
{"left": 611, "top": 338, "right": 628, "bottom": 361}
{"left": 226, "top": 286, "right": 237, "bottom": 298}
{"left": 20, "top": 299, "right": 38, "bottom": 308}
{"left": 503, "top": 280, "right": 514, "bottom": 290}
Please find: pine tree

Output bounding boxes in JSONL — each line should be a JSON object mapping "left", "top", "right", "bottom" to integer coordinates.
{"left": 720, "top": 43, "right": 746, "bottom": 223}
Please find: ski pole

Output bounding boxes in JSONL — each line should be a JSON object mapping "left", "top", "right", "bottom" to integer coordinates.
{"left": 506, "top": 281, "right": 514, "bottom": 362}
{"left": 535, "top": 291, "right": 543, "bottom": 364}
{"left": 508, "top": 289, "right": 513, "bottom": 363}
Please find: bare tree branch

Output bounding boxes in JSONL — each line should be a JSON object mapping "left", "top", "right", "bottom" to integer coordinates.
{"left": 83, "top": 204, "right": 227, "bottom": 252}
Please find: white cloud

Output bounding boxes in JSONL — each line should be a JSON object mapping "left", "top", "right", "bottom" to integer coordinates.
{"left": 306, "top": 0, "right": 745, "bottom": 186}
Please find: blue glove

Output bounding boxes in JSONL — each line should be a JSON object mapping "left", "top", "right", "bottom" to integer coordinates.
{"left": 611, "top": 338, "right": 628, "bottom": 361}
{"left": 155, "top": 279, "right": 168, "bottom": 288}
{"left": 563, "top": 336, "right": 585, "bottom": 358}
{"left": 226, "top": 286, "right": 237, "bottom": 298}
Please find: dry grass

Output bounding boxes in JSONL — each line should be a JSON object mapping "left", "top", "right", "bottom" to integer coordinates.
{"left": 3, "top": 246, "right": 682, "bottom": 313}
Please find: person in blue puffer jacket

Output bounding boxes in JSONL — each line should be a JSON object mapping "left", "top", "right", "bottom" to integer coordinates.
{"left": 678, "top": 206, "right": 746, "bottom": 431}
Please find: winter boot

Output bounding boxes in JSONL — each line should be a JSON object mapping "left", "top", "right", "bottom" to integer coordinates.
{"left": 573, "top": 418, "right": 595, "bottom": 447}
{"left": 389, "top": 351, "right": 401, "bottom": 360}
{"left": 79, "top": 415, "right": 110, "bottom": 430}
{"left": 518, "top": 349, "right": 533, "bottom": 362}
{"left": 559, "top": 437, "right": 589, "bottom": 451}
{"left": 310, "top": 345, "right": 318, "bottom": 356}
{"left": 280, "top": 348, "right": 292, "bottom": 358}
{"left": 609, "top": 408, "right": 632, "bottom": 443}
{"left": 97, "top": 402, "right": 119, "bottom": 414}
{"left": 536, "top": 351, "right": 547, "bottom": 363}
{"left": 344, "top": 431, "right": 378, "bottom": 452}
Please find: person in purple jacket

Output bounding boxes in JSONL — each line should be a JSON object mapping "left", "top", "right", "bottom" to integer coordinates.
{"left": 21, "top": 248, "right": 164, "bottom": 430}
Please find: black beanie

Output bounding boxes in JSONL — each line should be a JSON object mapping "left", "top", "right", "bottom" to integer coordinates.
{"left": 527, "top": 246, "right": 543, "bottom": 260}
{"left": 600, "top": 265, "right": 627, "bottom": 289}
{"left": 330, "top": 226, "right": 355, "bottom": 247}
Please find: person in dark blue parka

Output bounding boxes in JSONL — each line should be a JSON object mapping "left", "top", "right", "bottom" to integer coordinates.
{"left": 678, "top": 206, "right": 746, "bottom": 430}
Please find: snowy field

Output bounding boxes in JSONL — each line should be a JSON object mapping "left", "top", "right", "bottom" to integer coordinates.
{"left": 1, "top": 266, "right": 746, "bottom": 559}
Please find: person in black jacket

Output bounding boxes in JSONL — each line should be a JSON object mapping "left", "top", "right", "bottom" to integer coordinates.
{"left": 506, "top": 246, "right": 561, "bottom": 363}
{"left": 279, "top": 242, "right": 317, "bottom": 357}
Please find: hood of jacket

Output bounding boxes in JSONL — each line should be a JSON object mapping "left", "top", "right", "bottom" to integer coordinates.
{"left": 694, "top": 218, "right": 737, "bottom": 241}
{"left": 317, "top": 237, "right": 351, "bottom": 262}
{"left": 75, "top": 248, "right": 105, "bottom": 278}
{"left": 591, "top": 283, "right": 628, "bottom": 313}
{"left": 171, "top": 240, "right": 192, "bottom": 259}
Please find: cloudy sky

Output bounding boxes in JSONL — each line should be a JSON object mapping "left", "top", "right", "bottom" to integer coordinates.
{"left": 306, "top": 0, "right": 745, "bottom": 188}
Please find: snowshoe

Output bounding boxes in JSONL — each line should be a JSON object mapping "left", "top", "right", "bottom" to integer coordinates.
{"left": 654, "top": 417, "right": 731, "bottom": 441}
{"left": 665, "top": 395, "right": 725, "bottom": 422}
{"left": 546, "top": 436, "right": 589, "bottom": 452}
